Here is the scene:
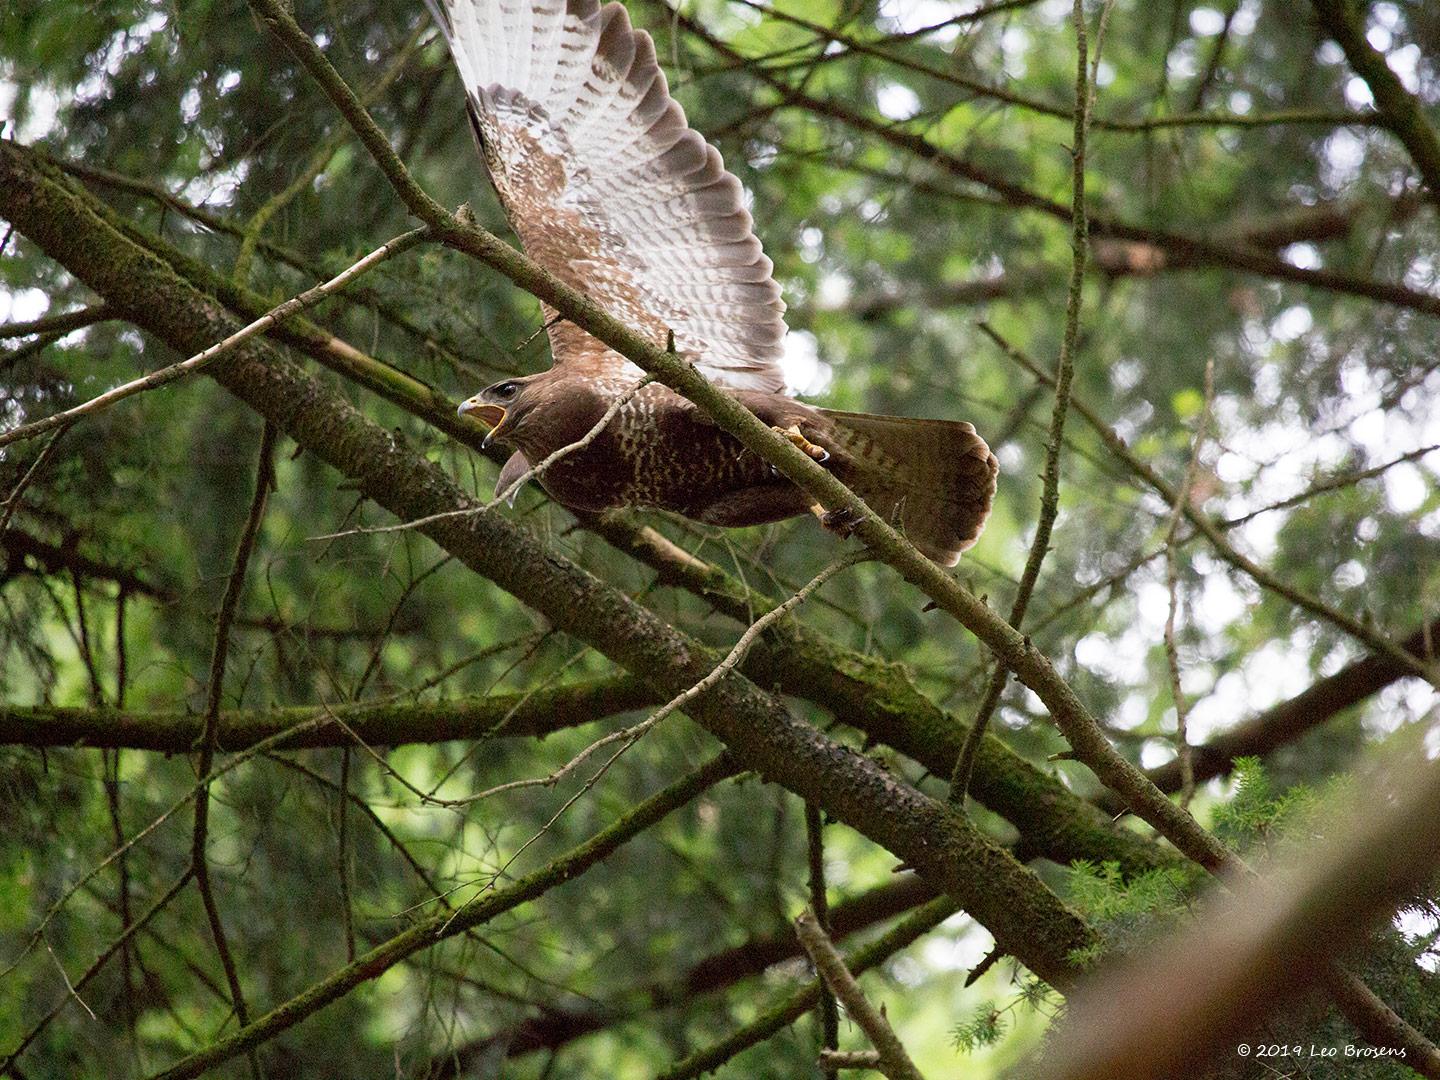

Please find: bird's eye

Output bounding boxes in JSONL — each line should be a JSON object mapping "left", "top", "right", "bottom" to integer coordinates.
{"left": 494, "top": 382, "right": 519, "bottom": 400}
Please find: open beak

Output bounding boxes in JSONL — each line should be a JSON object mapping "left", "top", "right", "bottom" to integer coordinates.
{"left": 457, "top": 398, "right": 510, "bottom": 448}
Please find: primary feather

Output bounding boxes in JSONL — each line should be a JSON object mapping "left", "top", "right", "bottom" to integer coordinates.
{"left": 427, "top": 0, "right": 788, "bottom": 391}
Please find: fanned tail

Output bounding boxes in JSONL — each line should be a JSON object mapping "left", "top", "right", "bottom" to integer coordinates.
{"left": 819, "top": 410, "right": 998, "bottom": 566}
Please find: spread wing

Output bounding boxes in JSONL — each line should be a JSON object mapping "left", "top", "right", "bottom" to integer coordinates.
{"left": 428, "top": 0, "right": 788, "bottom": 392}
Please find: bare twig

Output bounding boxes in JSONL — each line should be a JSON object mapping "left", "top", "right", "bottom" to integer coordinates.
{"left": 795, "top": 909, "right": 927, "bottom": 1080}
{"left": 949, "top": 0, "right": 1098, "bottom": 805}
{"left": 820, "top": 1050, "right": 884, "bottom": 1071}
{"left": 0, "top": 304, "right": 111, "bottom": 340}
{"left": 306, "top": 376, "right": 655, "bottom": 542}
{"left": 1163, "top": 359, "right": 1216, "bottom": 809}
{"left": 807, "top": 802, "right": 840, "bottom": 1073}
{"left": 0, "top": 422, "right": 73, "bottom": 535}
{"left": 189, "top": 423, "right": 276, "bottom": 1080}
{"left": 737, "top": 0, "right": 1343, "bottom": 136}
{"left": 336, "top": 747, "right": 356, "bottom": 962}
{"left": 0, "top": 227, "right": 428, "bottom": 450}
{"left": 42, "top": 939, "right": 95, "bottom": 1021}
{"left": 1218, "top": 442, "right": 1440, "bottom": 529}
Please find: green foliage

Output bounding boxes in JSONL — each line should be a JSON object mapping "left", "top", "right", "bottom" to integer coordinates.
{"left": 1064, "top": 860, "right": 1198, "bottom": 970}
{"left": 3, "top": 0, "right": 1439, "bottom": 1076}
{"left": 952, "top": 1004, "right": 1007, "bottom": 1053}
{"left": 1211, "top": 755, "right": 1326, "bottom": 851}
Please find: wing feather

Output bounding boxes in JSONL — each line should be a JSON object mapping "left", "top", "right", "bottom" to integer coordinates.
{"left": 427, "top": 0, "right": 788, "bottom": 392}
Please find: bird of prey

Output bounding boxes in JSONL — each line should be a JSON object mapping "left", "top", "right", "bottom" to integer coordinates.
{"left": 432, "top": 0, "right": 998, "bottom": 565}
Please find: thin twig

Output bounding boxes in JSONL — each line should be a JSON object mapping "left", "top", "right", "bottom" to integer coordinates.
{"left": 306, "top": 376, "right": 655, "bottom": 542}
{"left": 807, "top": 802, "right": 841, "bottom": 1073}
{"left": 1163, "top": 359, "right": 1215, "bottom": 809}
{"left": 1218, "top": 442, "right": 1440, "bottom": 529}
{"left": 0, "top": 422, "right": 73, "bottom": 535}
{"left": 190, "top": 423, "right": 276, "bottom": 1080}
{"left": 0, "top": 304, "right": 111, "bottom": 340}
{"left": 795, "top": 909, "right": 927, "bottom": 1080}
{"left": 42, "top": 939, "right": 95, "bottom": 1021}
{"left": 0, "top": 228, "right": 428, "bottom": 450}
{"left": 820, "top": 1050, "right": 883, "bottom": 1071}
{"left": 949, "top": 0, "right": 1098, "bottom": 805}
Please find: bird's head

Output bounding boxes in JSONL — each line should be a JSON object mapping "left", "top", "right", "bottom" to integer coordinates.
{"left": 457, "top": 376, "right": 540, "bottom": 449}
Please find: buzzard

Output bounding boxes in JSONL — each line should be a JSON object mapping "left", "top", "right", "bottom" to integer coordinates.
{"left": 432, "top": 0, "right": 998, "bottom": 565}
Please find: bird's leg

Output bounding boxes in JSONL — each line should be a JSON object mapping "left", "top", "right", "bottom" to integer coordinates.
{"left": 771, "top": 424, "right": 830, "bottom": 464}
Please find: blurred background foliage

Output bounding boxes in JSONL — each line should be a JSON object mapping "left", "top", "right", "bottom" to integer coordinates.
{"left": 1, "top": 0, "right": 1438, "bottom": 1075}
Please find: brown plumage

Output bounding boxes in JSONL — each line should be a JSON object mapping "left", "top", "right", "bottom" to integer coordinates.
{"left": 432, "top": 0, "right": 998, "bottom": 565}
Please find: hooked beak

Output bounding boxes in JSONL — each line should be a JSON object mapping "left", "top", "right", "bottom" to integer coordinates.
{"left": 457, "top": 398, "right": 511, "bottom": 448}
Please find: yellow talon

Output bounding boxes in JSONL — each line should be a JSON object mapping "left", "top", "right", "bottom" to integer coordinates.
{"left": 773, "top": 424, "right": 830, "bottom": 463}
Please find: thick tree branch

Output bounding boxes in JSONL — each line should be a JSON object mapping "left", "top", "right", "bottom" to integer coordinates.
{"left": 0, "top": 677, "right": 651, "bottom": 751}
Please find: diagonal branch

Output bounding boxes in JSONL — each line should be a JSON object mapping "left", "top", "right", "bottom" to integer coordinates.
{"left": 0, "top": 226, "right": 428, "bottom": 450}
{"left": 1311, "top": 0, "right": 1440, "bottom": 204}
{"left": 795, "top": 909, "right": 927, "bottom": 1080}
{"left": 658, "top": 897, "right": 960, "bottom": 1080}
{"left": 950, "top": 0, "right": 1095, "bottom": 804}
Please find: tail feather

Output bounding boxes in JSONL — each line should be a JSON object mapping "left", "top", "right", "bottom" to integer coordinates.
{"left": 819, "top": 409, "right": 998, "bottom": 566}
